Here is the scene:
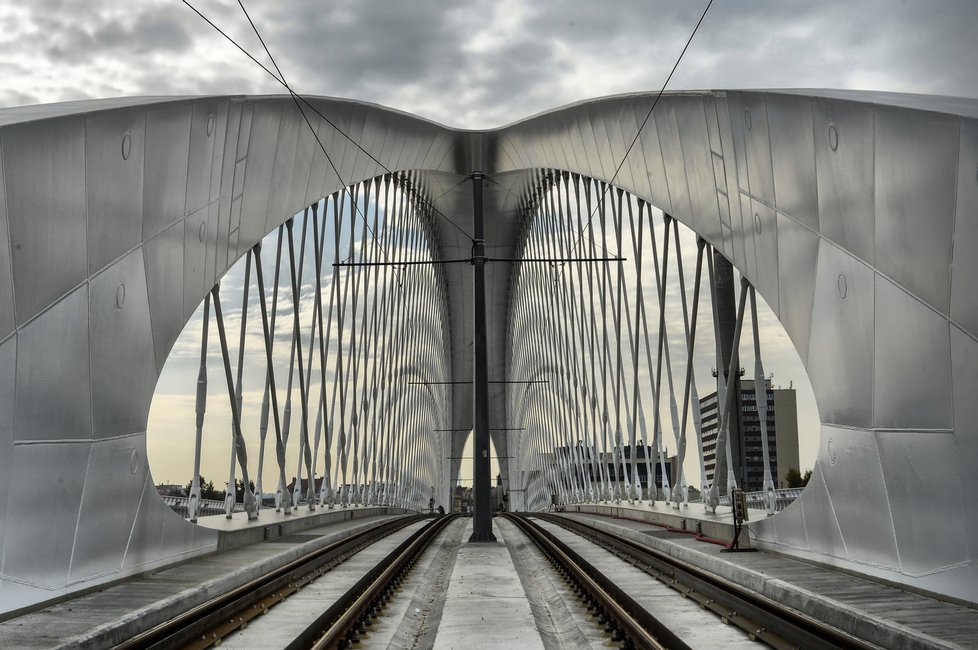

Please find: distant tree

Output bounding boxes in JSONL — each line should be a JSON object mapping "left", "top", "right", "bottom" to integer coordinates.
{"left": 785, "top": 467, "right": 803, "bottom": 488}
{"left": 186, "top": 476, "right": 223, "bottom": 501}
{"left": 785, "top": 468, "right": 814, "bottom": 488}
{"left": 232, "top": 478, "right": 256, "bottom": 501}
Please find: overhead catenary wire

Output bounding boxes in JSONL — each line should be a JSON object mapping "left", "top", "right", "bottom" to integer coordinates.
{"left": 486, "top": 174, "right": 618, "bottom": 260}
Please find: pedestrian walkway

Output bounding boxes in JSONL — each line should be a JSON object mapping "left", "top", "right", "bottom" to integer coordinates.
{"left": 561, "top": 507, "right": 978, "bottom": 650}
{"left": 433, "top": 520, "right": 545, "bottom": 650}
{"left": 0, "top": 509, "right": 403, "bottom": 648}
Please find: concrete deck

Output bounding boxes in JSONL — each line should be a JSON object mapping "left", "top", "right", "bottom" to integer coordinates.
{"left": 222, "top": 520, "right": 431, "bottom": 648}
{"left": 2, "top": 502, "right": 973, "bottom": 649}
{"left": 196, "top": 502, "right": 413, "bottom": 550}
{"left": 0, "top": 507, "right": 409, "bottom": 648}
{"left": 534, "top": 517, "right": 759, "bottom": 649}
{"left": 559, "top": 508, "right": 978, "bottom": 650}
{"left": 562, "top": 498, "right": 739, "bottom": 545}
{"left": 433, "top": 520, "right": 545, "bottom": 650}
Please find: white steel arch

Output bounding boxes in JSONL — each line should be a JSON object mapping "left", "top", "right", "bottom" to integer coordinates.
{"left": 0, "top": 90, "right": 976, "bottom": 614}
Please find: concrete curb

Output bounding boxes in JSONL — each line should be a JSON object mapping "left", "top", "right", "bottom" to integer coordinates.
{"left": 558, "top": 512, "right": 963, "bottom": 650}
{"left": 56, "top": 512, "right": 409, "bottom": 649}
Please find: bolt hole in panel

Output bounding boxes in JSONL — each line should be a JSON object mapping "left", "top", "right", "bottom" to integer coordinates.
{"left": 87, "top": 107, "right": 146, "bottom": 275}
{"left": 813, "top": 99, "right": 874, "bottom": 266}
{"left": 741, "top": 95, "right": 775, "bottom": 207}
{"left": 91, "top": 248, "right": 157, "bottom": 439}
{"left": 806, "top": 241, "right": 873, "bottom": 428}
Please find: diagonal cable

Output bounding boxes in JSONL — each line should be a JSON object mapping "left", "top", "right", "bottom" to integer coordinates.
{"left": 234, "top": 0, "right": 394, "bottom": 264}
{"left": 181, "top": 0, "right": 284, "bottom": 85}
{"left": 565, "top": 0, "right": 714, "bottom": 258}
{"left": 183, "top": 0, "right": 474, "bottom": 244}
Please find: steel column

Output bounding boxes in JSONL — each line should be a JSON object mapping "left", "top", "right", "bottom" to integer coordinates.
{"left": 469, "top": 171, "right": 496, "bottom": 541}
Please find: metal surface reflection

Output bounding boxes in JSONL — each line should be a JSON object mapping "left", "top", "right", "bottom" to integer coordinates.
{"left": 0, "top": 89, "right": 977, "bottom": 613}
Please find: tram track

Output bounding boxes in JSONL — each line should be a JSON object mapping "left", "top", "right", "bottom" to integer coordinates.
{"left": 106, "top": 511, "right": 887, "bottom": 649}
{"left": 503, "top": 513, "right": 691, "bottom": 650}
{"left": 522, "top": 512, "right": 882, "bottom": 650}
{"left": 112, "top": 513, "right": 454, "bottom": 650}
{"left": 284, "top": 513, "right": 459, "bottom": 649}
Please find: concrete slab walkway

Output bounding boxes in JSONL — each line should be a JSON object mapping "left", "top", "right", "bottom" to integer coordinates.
{"left": 433, "top": 520, "right": 545, "bottom": 650}
{"left": 0, "top": 509, "right": 404, "bottom": 649}
{"left": 561, "top": 508, "right": 978, "bottom": 650}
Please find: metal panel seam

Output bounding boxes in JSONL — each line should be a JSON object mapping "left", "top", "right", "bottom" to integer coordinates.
{"left": 65, "top": 443, "right": 94, "bottom": 581}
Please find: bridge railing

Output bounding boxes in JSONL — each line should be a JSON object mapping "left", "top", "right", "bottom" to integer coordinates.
{"left": 717, "top": 488, "right": 802, "bottom": 512}
{"left": 160, "top": 496, "right": 244, "bottom": 519}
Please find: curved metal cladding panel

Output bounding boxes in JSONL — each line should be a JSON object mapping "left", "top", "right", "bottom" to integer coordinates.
{"left": 1, "top": 90, "right": 977, "bottom": 612}
{"left": 494, "top": 90, "right": 978, "bottom": 604}
{"left": 0, "top": 95, "right": 459, "bottom": 614}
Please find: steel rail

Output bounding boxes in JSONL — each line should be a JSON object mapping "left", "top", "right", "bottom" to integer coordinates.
{"left": 288, "top": 514, "right": 460, "bottom": 649}
{"left": 503, "top": 513, "right": 689, "bottom": 650}
{"left": 112, "top": 514, "right": 426, "bottom": 650}
{"left": 533, "top": 513, "right": 882, "bottom": 650}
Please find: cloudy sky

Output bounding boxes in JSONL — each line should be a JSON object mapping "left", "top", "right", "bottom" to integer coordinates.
{"left": 5, "top": 0, "right": 975, "bottom": 495}
{"left": 2, "top": 0, "right": 976, "bottom": 128}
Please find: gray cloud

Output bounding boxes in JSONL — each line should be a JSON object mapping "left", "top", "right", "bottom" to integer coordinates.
{"left": 0, "top": 89, "right": 40, "bottom": 107}
{"left": 2, "top": 0, "right": 976, "bottom": 126}
{"left": 38, "top": 6, "right": 191, "bottom": 62}
{"left": 130, "top": 9, "right": 193, "bottom": 52}
{"left": 45, "top": 25, "right": 98, "bottom": 62}
{"left": 260, "top": 1, "right": 468, "bottom": 96}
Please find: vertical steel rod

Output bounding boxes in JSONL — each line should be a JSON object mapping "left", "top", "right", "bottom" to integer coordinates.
{"left": 707, "top": 275, "right": 749, "bottom": 510}
{"left": 251, "top": 244, "right": 292, "bottom": 514}
{"left": 225, "top": 252, "right": 252, "bottom": 517}
{"left": 255, "top": 225, "right": 284, "bottom": 511}
{"left": 286, "top": 216, "right": 316, "bottom": 510}
{"left": 749, "top": 285, "right": 778, "bottom": 513}
{"left": 189, "top": 294, "right": 211, "bottom": 522}
{"left": 210, "top": 286, "right": 258, "bottom": 519}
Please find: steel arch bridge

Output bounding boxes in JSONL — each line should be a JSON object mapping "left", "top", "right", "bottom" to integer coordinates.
{"left": 0, "top": 89, "right": 976, "bottom": 614}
